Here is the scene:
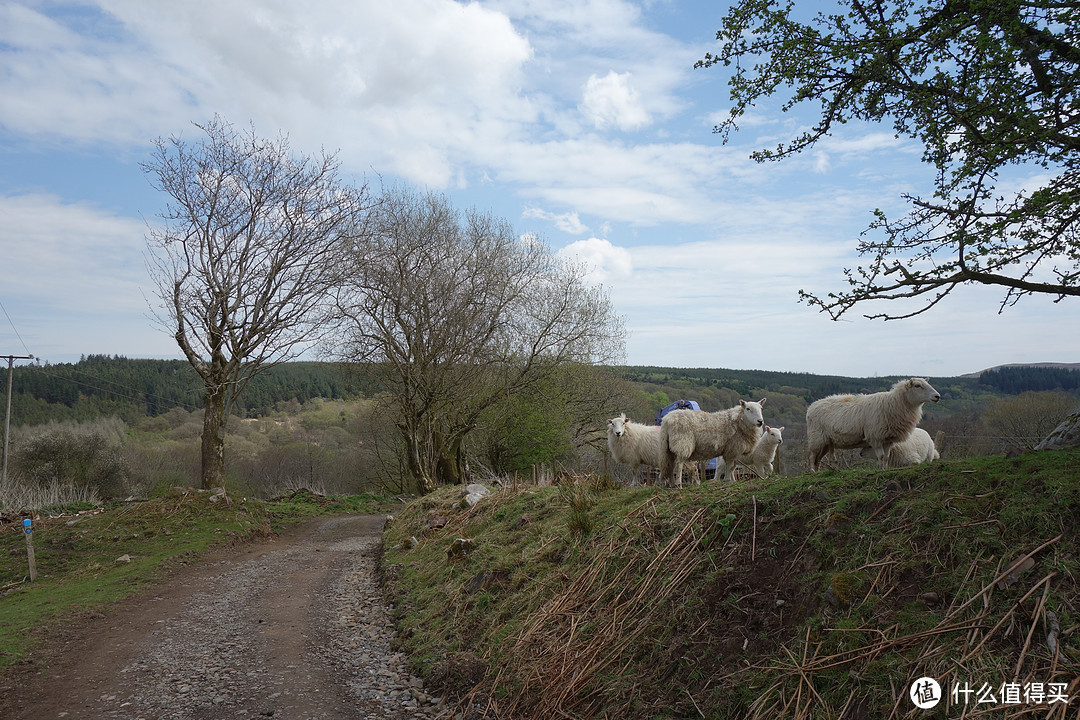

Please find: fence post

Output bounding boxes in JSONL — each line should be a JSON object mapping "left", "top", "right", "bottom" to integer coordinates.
{"left": 24, "top": 518, "right": 37, "bottom": 582}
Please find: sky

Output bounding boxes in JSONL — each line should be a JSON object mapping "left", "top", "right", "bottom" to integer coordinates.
{"left": 0, "top": 0, "right": 1076, "bottom": 379}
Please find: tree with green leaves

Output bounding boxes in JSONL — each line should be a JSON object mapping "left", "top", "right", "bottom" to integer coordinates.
{"left": 144, "top": 117, "right": 371, "bottom": 489}
{"left": 699, "top": 0, "right": 1080, "bottom": 320}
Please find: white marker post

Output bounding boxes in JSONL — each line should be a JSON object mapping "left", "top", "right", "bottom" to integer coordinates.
{"left": 24, "top": 518, "right": 37, "bottom": 582}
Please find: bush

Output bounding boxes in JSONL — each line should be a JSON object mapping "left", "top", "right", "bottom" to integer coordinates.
{"left": 10, "top": 418, "right": 130, "bottom": 497}
{"left": 978, "top": 391, "right": 1078, "bottom": 452}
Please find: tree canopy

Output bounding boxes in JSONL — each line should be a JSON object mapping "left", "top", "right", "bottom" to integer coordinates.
{"left": 699, "top": 0, "right": 1080, "bottom": 319}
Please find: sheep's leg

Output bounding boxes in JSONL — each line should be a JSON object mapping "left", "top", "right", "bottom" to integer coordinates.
{"left": 809, "top": 444, "right": 830, "bottom": 472}
{"left": 874, "top": 444, "right": 889, "bottom": 469}
{"left": 659, "top": 447, "right": 674, "bottom": 485}
{"left": 674, "top": 461, "right": 683, "bottom": 488}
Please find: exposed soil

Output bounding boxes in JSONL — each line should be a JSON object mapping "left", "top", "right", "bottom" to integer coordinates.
{"left": 0, "top": 514, "right": 440, "bottom": 720}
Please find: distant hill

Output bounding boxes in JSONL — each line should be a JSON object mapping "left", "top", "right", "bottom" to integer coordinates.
{"left": 962, "top": 362, "right": 1080, "bottom": 378}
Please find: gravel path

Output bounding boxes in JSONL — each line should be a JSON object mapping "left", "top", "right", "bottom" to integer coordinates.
{"left": 1, "top": 515, "right": 444, "bottom": 720}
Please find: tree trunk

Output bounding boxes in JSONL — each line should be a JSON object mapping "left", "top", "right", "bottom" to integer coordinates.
{"left": 201, "top": 384, "right": 227, "bottom": 490}
{"left": 402, "top": 428, "right": 435, "bottom": 494}
{"left": 435, "top": 431, "right": 465, "bottom": 486}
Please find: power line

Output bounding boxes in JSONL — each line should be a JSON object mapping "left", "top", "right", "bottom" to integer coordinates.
{"left": 0, "top": 296, "right": 203, "bottom": 412}
{"left": 0, "top": 298, "right": 33, "bottom": 357}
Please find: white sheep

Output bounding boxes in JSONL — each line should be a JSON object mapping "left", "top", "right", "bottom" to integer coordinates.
{"left": 606, "top": 414, "right": 696, "bottom": 485}
{"left": 807, "top": 378, "right": 940, "bottom": 471}
{"left": 718, "top": 425, "right": 784, "bottom": 480}
{"left": 660, "top": 400, "right": 766, "bottom": 488}
{"left": 860, "top": 427, "right": 939, "bottom": 467}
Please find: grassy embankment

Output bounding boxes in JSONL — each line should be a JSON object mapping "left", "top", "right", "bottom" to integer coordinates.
{"left": 0, "top": 490, "right": 392, "bottom": 670}
{"left": 382, "top": 451, "right": 1080, "bottom": 719}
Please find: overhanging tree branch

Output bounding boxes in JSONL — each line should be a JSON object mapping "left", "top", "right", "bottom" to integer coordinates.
{"left": 702, "top": 0, "right": 1080, "bottom": 320}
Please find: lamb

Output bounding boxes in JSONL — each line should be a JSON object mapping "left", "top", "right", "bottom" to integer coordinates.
{"left": 807, "top": 378, "right": 940, "bottom": 472}
{"left": 660, "top": 399, "right": 766, "bottom": 488}
{"left": 860, "top": 427, "right": 939, "bottom": 467}
{"left": 718, "top": 425, "right": 784, "bottom": 480}
{"left": 606, "top": 414, "right": 696, "bottom": 485}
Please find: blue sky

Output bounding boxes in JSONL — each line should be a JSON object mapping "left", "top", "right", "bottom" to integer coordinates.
{"left": 1, "top": 0, "right": 1075, "bottom": 378}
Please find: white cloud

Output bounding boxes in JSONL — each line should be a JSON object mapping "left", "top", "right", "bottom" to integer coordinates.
{"left": 522, "top": 207, "right": 589, "bottom": 234}
{"left": 0, "top": 193, "right": 178, "bottom": 360}
{"left": 0, "top": 1, "right": 537, "bottom": 185}
{"left": 813, "top": 151, "right": 831, "bottom": 173}
{"left": 558, "top": 237, "right": 634, "bottom": 284}
{"left": 579, "top": 71, "right": 650, "bottom": 130}
{"left": 0, "top": 193, "right": 146, "bottom": 307}
{"left": 816, "top": 131, "right": 908, "bottom": 157}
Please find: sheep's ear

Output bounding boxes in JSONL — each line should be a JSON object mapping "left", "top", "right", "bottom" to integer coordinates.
{"left": 779, "top": 426, "right": 785, "bottom": 432}
{"left": 740, "top": 400, "right": 747, "bottom": 408}
{"left": 759, "top": 397, "right": 767, "bottom": 405}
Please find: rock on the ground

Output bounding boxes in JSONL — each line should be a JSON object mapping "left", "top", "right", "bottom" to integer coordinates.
{"left": 1035, "top": 406, "right": 1080, "bottom": 451}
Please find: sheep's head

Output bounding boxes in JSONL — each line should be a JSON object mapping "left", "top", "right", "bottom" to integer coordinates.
{"left": 765, "top": 426, "right": 784, "bottom": 444}
{"left": 739, "top": 399, "right": 765, "bottom": 428}
{"left": 905, "top": 378, "right": 941, "bottom": 404}
{"left": 608, "top": 413, "right": 628, "bottom": 437}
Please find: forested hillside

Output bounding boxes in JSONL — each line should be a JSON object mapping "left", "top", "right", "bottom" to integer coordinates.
{"left": 977, "top": 364, "right": 1080, "bottom": 393}
{"left": 6, "top": 357, "right": 1080, "bottom": 431}
{"left": 6, "top": 356, "right": 379, "bottom": 425}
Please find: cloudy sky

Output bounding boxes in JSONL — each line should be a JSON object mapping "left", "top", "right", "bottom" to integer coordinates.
{"left": 1, "top": 0, "right": 1075, "bottom": 378}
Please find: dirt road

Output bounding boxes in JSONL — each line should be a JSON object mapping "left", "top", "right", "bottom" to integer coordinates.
{"left": 0, "top": 514, "right": 441, "bottom": 720}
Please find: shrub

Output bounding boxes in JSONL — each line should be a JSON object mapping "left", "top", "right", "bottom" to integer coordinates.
{"left": 10, "top": 418, "right": 130, "bottom": 497}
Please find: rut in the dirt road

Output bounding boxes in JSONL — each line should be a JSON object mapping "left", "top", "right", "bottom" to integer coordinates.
{"left": 5, "top": 515, "right": 444, "bottom": 720}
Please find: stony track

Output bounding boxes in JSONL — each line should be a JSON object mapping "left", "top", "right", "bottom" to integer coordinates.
{"left": 0, "top": 514, "right": 444, "bottom": 720}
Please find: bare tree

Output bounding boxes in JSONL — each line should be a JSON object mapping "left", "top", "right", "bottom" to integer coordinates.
{"left": 143, "top": 117, "right": 371, "bottom": 489}
{"left": 329, "top": 186, "right": 625, "bottom": 493}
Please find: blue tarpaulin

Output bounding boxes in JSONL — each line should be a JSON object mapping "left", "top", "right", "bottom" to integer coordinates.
{"left": 655, "top": 399, "right": 700, "bottom": 425}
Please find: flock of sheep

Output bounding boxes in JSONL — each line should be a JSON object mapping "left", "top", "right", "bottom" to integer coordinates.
{"left": 607, "top": 377, "right": 942, "bottom": 486}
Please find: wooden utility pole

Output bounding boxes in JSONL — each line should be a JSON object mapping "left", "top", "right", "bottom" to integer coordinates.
{"left": 2, "top": 354, "right": 34, "bottom": 488}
